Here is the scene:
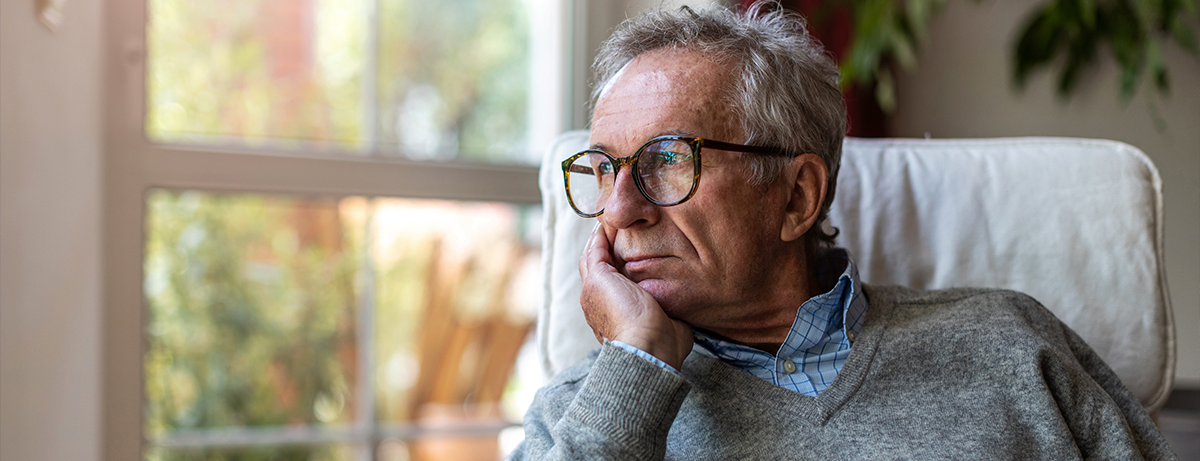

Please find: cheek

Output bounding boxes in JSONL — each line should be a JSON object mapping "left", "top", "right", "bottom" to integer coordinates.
{"left": 683, "top": 202, "right": 774, "bottom": 268}
{"left": 675, "top": 162, "right": 782, "bottom": 259}
{"left": 697, "top": 192, "right": 784, "bottom": 267}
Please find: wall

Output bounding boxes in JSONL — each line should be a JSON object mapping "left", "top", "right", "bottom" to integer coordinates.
{"left": 0, "top": 0, "right": 105, "bottom": 460}
{"left": 891, "top": 0, "right": 1200, "bottom": 387}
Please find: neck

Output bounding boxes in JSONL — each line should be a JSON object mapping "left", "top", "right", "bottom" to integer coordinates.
{"left": 700, "top": 249, "right": 819, "bottom": 355}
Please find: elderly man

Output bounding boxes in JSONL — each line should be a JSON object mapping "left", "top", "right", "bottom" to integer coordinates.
{"left": 511, "top": 3, "right": 1172, "bottom": 459}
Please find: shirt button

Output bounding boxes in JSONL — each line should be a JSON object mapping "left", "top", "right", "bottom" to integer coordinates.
{"left": 781, "top": 359, "right": 797, "bottom": 374}
{"left": 847, "top": 330, "right": 857, "bottom": 343}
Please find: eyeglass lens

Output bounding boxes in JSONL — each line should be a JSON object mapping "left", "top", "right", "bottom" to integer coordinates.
{"left": 566, "top": 138, "right": 696, "bottom": 216}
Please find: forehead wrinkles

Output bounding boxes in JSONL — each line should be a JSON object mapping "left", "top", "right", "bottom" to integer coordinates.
{"left": 593, "top": 49, "right": 742, "bottom": 145}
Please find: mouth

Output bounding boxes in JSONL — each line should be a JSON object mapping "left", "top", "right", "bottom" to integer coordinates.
{"left": 620, "top": 255, "right": 671, "bottom": 274}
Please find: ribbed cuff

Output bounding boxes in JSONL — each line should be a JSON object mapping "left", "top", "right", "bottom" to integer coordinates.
{"left": 566, "top": 343, "right": 691, "bottom": 456}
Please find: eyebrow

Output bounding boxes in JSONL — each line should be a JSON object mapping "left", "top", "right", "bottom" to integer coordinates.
{"left": 589, "top": 129, "right": 701, "bottom": 152}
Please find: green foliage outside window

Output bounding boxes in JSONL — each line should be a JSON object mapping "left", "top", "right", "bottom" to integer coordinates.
{"left": 147, "top": 0, "right": 533, "bottom": 162}
{"left": 144, "top": 191, "right": 362, "bottom": 456}
{"left": 146, "top": 0, "right": 366, "bottom": 146}
{"left": 143, "top": 192, "right": 540, "bottom": 460}
{"left": 377, "top": 0, "right": 531, "bottom": 161}
{"left": 145, "top": 445, "right": 354, "bottom": 461}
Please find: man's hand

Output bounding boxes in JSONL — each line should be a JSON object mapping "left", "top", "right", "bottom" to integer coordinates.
{"left": 579, "top": 224, "right": 693, "bottom": 370}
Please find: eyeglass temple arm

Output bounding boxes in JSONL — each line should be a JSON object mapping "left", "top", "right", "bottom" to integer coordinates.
{"left": 700, "top": 139, "right": 795, "bottom": 157}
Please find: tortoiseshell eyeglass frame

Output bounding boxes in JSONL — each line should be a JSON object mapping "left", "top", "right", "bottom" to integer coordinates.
{"left": 561, "top": 135, "right": 794, "bottom": 218}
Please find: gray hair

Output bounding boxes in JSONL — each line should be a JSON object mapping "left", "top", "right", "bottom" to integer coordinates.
{"left": 591, "top": 1, "right": 846, "bottom": 247}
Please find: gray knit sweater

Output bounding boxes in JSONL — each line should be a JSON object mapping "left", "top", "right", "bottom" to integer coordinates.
{"left": 511, "top": 286, "right": 1175, "bottom": 460}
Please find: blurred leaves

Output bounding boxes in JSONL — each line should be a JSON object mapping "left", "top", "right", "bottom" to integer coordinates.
{"left": 144, "top": 445, "right": 354, "bottom": 461}
{"left": 821, "top": 0, "right": 1197, "bottom": 112}
{"left": 838, "top": 0, "right": 956, "bottom": 113}
{"left": 146, "top": 0, "right": 366, "bottom": 146}
{"left": 147, "top": 0, "right": 534, "bottom": 162}
{"left": 144, "top": 191, "right": 361, "bottom": 438}
{"left": 1014, "top": 0, "right": 1198, "bottom": 100}
{"left": 376, "top": 0, "right": 531, "bottom": 161}
{"left": 143, "top": 193, "right": 542, "bottom": 459}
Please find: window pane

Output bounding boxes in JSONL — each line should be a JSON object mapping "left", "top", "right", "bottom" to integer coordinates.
{"left": 146, "top": 0, "right": 551, "bottom": 164}
{"left": 375, "top": 0, "right": 531, "bottom": 162}
{"left": 370, "top": 199, "right": 541, "bottom": 425}
{"left": 144, "top": 190, "right": 364, "bottom": 433}
{"left": 146, "top": 0, "right": 368, "bottom": 149}
{"left": 144, "top": 191, "right": 543, "bottom": 457}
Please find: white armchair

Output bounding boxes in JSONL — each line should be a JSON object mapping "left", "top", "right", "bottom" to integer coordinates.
{"left": 537, "top": 131, "right": 1175, "bottom": 415}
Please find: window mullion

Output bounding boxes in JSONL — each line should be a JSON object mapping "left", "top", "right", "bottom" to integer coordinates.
{"left": 355, "top": 199, "right": 379, "bottom": 461}
{"left": 358, "top": 0, "right": 382, "bottom": 457}
{"left": 142, "top": 145, "right": 541, "bottom": 205}
{"left": 362, "top": 0, "right": 380, "bottom": 154}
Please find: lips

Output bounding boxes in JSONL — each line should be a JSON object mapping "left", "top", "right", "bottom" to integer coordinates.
{"left": 620, "top": 254, "right": 670, "bottom": 274}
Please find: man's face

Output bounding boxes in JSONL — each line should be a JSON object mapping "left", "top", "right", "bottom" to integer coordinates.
{"left": 590, "top": 48, "right": 796, "bottom": 330}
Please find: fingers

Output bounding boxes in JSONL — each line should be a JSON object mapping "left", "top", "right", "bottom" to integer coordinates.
{"left": 580, "top": 222, "right": 621, "bottom": 345}
{"left": 588, "top": 222, "right": 612, "bottom": 266}
{"left": 579, "top": 224, "right": 597, "bottom": 278}
{"left": 602, "top": 222, "right": 618, "bottom": 246}
{"left": 580, "top": 222, "right": 612, "bottom": 278}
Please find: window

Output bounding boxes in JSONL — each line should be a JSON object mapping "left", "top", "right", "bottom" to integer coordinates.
{"left": 101, "top": 0, "right": 575, "bottom": 459}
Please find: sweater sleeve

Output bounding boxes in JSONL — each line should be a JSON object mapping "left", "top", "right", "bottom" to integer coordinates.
{"left": 1048, "top": 320, "right": 1177, "bottom": 460}
{"left": 509, "top": 343, "right": 691, "bottom": 461}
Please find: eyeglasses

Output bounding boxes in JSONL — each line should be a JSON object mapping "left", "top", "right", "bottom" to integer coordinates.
{"left": 561, "top": 135, "right": 793, "bottom": 218}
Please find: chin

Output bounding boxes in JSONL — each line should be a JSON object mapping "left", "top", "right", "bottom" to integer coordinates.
{"left": 636, "top": 279, "right": 689, "bottom": 316}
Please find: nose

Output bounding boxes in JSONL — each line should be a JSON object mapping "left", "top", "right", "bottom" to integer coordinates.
{"left": 598, "top": 165, "right": 659, "bottom": 230}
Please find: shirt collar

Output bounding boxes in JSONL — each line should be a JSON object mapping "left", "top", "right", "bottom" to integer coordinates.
{"left": 693, "top": 248, "right": 868, "bottom": 358}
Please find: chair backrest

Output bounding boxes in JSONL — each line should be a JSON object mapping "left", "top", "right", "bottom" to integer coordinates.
{"left": 538, "top": 131, "right": 1174, "bottom": 413}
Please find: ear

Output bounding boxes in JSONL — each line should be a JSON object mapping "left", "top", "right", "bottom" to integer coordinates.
{"left": 780, "top": 154, "right": 828, "bottom": 242}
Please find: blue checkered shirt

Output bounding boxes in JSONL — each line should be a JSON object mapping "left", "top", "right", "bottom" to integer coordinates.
{"left": 613, "top": 249, "right": 868, "bottom": 396}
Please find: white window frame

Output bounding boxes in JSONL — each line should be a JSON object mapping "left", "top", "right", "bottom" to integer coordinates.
{"left": 100, "top": 0, "right": 584, "bottom": 459}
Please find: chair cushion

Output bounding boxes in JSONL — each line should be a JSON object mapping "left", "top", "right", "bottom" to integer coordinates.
{"left": 538, "top": 131, "right": 1173, "bottom": 412}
